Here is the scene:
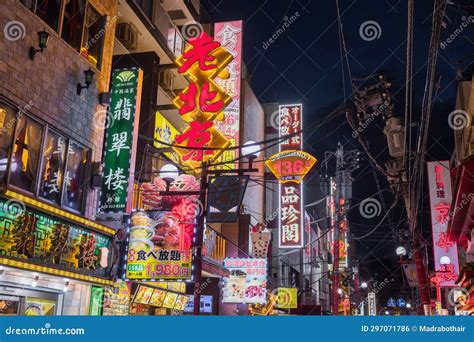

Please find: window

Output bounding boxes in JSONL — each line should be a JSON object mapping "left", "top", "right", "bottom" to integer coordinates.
{"left": 62, "top": 141, "right": 88, "bottom": 212}
{"left": 62, "top": 1, "right": 105, "bottom": 69}
{"left": 21, "top": 0, "right": 62, "bottom": 31}
{"left": 10, "top": 116, "right": 43, "bottom": 193}
{"left": 80, "top": 5, "right": 106, "bottom": 69}
{"left": 0, "top": 103, "right": 90, "bottom": 213}
{"left": 0, "top": 107, "right": 16, "bottom": 184}
{"left": 39, "top": 130, "right": 67, "bottom": 204}
{"left": 61, "top": 0, "right": 86, "bottom": 52}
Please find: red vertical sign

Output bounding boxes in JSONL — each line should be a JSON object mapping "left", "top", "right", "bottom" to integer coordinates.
{"left": 213, "top": 21, "right": 242, "bottom": 169}
{"left": 279, "top": 104, "right": 303, "bottom": 248}
{"left": 427, "top": 161, "right": 460, "bottom": 287}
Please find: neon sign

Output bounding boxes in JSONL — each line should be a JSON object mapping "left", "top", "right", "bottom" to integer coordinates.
{"left": 266, "top": 150, "right": 316, "bottom": 183}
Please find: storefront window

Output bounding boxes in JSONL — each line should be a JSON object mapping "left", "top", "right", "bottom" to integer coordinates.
{"left": 20, "top": 0, "right": 62, "bottom": 31}
{"left": 62, "top": 142, "right": 88, "bottom": 212}
{"left": 0, "top": 107, "right": 16, "bottom": 184}
{"left": 80, "top": 4, "right": 106, "bottom": 69}
{"left": 10, "top": 116, "right": 43, "bottom": 193}
{"left": 39, "top": 130, "right": 67, "bottom": 204}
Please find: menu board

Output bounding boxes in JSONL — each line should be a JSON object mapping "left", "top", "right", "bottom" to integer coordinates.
{"left": 173, "top": 295, "right": 190, "bottom": 311}
{"left": 133, "top": 286, "right": 154, "bottom": 304}
{"left": 149, "top": 289, "right": 167, "bottom": 307}
{"left": 162, "top": 292, "right": 178, "bottom": 309}
{"left": 103, "top": 281, "right": 130, "bottom": 316}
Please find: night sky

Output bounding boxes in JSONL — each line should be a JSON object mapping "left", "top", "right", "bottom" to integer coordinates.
{"left": 201, "top": 0, "right": 474, "bottom": 303}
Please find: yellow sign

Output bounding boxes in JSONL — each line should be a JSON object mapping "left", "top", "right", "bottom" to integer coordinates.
{"left": 126, "top": 248, "right": 192, "bottom": 280}
{"left": 265, "top": 150, "right": 317, "bottom": 184}
{"left": 277, "top": 287, "right": 298, "bottom": 309}
{"left": 154, "top": 111, "right": 181, "bottom": 164}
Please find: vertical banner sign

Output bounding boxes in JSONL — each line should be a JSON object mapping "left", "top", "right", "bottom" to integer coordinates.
{"left": 368, "top": 292, "right": 377, "bottom": 316}
{"left": 279, "top": 104, "right": 303, "bottom": 248}
{"left": 100, "top": 68, "right": 143, "bottom": 213}
{"left": 427, "top": 161, "right": 460, "bottom": 287}
{"left": 213, "top": 20, "right": 242, "bottom": 169}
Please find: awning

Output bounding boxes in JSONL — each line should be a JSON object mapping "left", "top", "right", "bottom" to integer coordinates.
{"left": 202, "top": 256, "right": 229, "bottom": 278}
{"left": 448, "top": 157, "right": 474, "bottom": 248}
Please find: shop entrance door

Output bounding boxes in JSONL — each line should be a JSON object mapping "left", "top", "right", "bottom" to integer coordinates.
{"left": 0, "top": 285, "right": 63, "bottom": 315}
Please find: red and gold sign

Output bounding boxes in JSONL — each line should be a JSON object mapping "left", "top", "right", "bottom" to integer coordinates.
{"left": 265, "top": 150, "right": 316, "bottom": 183}
{"left": 173, "top": 32, "right": 234, "bottom": 168}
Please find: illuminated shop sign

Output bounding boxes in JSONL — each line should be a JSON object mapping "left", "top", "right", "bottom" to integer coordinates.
{"left": 278, "top": 104, "right": 304, "bottom": 248}
{"left": 213, "top": 20, "right": 243, "bottom": 169}
{"left": 0, "top": 199, "right": 112, "bottom": 279}
{"left": 266, "top": 150, "right": 316, "bottom": 183}
{"left": 427, "top": 161, "right": 460, "bottom": 287}
{"left": 222, "top": 258, "right": 267, "bottom": 305}
{"left": 277, "top": 287, "right": 298, "bottom": 309}
{"left": 154, "top": 111, "right": 181, "bottom": 165}
{"left": 132, "top": 284, "right": 190, "bottom": 311}
{"left": 100, "top": 67, "right": 143, "bottom": 213}
{"left": 172, "top": 32, "right": 235, "bottom": 169}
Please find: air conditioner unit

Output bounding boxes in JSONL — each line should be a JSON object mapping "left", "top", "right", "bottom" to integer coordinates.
{"left": 116, "top": 23, "right": 138, "bottom": 50}
{"left": 158, "top": 70, "right": 174, "bottom": 92}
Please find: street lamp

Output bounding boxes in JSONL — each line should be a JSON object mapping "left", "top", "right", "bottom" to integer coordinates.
{"left": 440, "top": 256, "right": 451, "bottom": 265}
{"left": 242, "top": 141, "right": 260, "bottom": 169}
{"left": 406, "top": 303, "right": 412, "bottom": 309}
{"left": 360, "top": 281, "right": 368, "bottom": 289}
{"left": 396, "top": 246, "right": 407, "bottom": 256}
{"left": 160, "top": 163, "right": 179, "bottom": 181}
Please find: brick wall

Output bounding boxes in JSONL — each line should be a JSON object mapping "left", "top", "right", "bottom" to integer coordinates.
{"left": 0, "top": 0, "right": 119, "bottom": 220}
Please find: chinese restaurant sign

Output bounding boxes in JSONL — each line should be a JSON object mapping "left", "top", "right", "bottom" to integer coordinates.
{"left": 213, "top": 20, "right": 243, "bottom": 170}
{"left": 266, "top": 150, "right": 316, "bottom": 183}
{"left": 126, "top": 211, "right": 193, "bottom": 280}
{"left": 154, "top": 111, "right": 181, "bottom": 165}
{"left": 278, "top": 104, "right": 304, "bottom": 248}
{"left": 100, "top": 67, "right": 143, "bottom": 213}
{"left": 427, "top": 161, "right": 459, "bottom": 287}
{"left": 222, "top": 258, "right": 267, "bottom": 305}
{"left": 0, "top": 200, "right": 112, "bottom": 278}
{"left": 277, "top": 287, "right": 298, "bottom": 309}
{"left": 173, "top": 32, "right": 234, "bottom": 169}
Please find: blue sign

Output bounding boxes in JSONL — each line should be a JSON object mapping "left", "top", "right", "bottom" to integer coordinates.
{"left": 387, "top": 297, "right": 396, "bottom": 307}
{"left": 397, "top": 298, "right": 407, "bottom": 308}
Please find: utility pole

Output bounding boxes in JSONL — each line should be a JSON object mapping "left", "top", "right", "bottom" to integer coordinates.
{"left": 352, "top": 73, "right": 431, "bottom": 314}
{"left": 327, "top": 142, "right": 360, "bottom": 315}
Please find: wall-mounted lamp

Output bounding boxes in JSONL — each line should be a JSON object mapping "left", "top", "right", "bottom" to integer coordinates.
{"left": 77, "top": 68, "right": 95, "bottom": 96}
{"left": 29, "top": 29, "right": 50, "bottom": 60}
{"left": 31, "top": 273, "right": 39, "bottom": 287}
{"left": 63, "top": 278, "right": 70, "bottom": 292}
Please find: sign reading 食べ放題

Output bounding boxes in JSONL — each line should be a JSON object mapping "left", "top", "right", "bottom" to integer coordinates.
{"left": 100, "top": 68, "right": 143, "bottom": 213}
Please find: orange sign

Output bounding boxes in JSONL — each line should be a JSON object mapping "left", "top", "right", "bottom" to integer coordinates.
{"left": 265, "top": 150, "right": 316, "bottom": 183}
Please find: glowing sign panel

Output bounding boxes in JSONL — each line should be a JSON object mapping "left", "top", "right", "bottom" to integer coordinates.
{"left": 266, "top": 150, "right": 316, "bottom": 183}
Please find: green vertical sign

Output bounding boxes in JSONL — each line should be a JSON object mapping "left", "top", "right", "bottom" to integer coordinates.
{"left": 89, "top": 286, "right": 104, "bottom": 316}
{"left": 100, "top": 67, "right": 142, "bottom": 213}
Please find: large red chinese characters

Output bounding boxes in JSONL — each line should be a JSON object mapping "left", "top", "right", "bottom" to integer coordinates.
{"left": 173, "top": 32, "right": 234, "bottom": 168}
